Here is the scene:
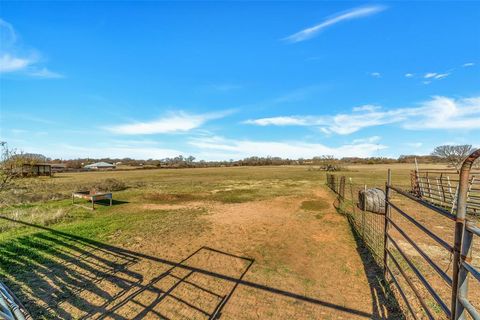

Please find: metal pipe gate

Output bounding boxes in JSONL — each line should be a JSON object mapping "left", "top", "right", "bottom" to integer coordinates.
{"left": 383, "top": 149, "right": 480, "bottom": 320}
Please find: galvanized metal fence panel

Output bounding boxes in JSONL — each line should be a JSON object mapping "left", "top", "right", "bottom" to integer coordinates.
{"left": 327, "top": 149, "right": 480, "bottom": 320}
{"left": 326, "top": 174, "right": 385, "bottom": 267}
{"left": 411, "top": 170, "right": 480, "bottom": 217}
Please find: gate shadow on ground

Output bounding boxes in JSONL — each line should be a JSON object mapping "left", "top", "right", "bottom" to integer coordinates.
{"left": 332, "top": 190, "right": 404, "bottom": 319}
{"left": 346, "top": 218, "right": 405, "bottom": 320}
{"left": 1, "top": 216, "right": 376, "bottom": 319}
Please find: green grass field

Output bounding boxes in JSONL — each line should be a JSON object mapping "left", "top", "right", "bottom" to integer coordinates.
{"left": 0, "top": 163, "right": 422, "bottom": 238}
{"left": 0, "top": 163, "right": 435, "bottom": 319}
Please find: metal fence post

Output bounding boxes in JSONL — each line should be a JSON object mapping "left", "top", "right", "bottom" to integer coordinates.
{"left": 456, "top": 221, "right": 474, "bottom": 320}
{"left": 349, "top": 178, "right": 356, "bottom": 214}
{"left": 361, "top": 186, "right": 366, "bottom": 238}
{"left": 383, "top": 169, "right": 391, "bottom": 274}
{"left": 451, "top": 149, "right": 480, "bottom": 319}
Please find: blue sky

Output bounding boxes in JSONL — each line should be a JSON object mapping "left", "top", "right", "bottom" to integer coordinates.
{"left": 0, "top": 1, "right": 479, "bottom": 160}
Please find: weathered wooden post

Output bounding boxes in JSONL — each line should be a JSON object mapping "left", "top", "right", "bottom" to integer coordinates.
{"left": 339, "top": 176, "right": 346, "bottom": 199}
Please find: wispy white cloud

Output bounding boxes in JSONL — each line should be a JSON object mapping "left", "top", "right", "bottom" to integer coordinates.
{"left": 245, "top": 95, "right": 480, "bottom": 134}
{"left": 422, "top": 71, "right": 450, "bottom": 84}
{"left": 244, "top": 106, "right": 400, "bottom": 135}
{"left": 50, "top": 143, "right": 183, "bottom": 160}
{"left": 424, "top": 72, "right": 437, "bottom": 79}
{"left": 0, "top": 53, "right": 33, "bottom": 72}
{"left": 0, "top": 19, "right": 62, "bottom": 77}
{"left": 352, "top": 136, "right": 381, "bottom": 144}
{"left": 404, "top": 96, "right": 480, "bottom": 130}
{"left": 106, "top": 110, "right": 232, "bottom": 135}
{"left": 352, "top": 105, "right": 381, "bottom": 112}
{"left": 409, "top": 61, "right": 476, "bottom": 84}
{"left": 28, "top": 67, "right": 64, "bottom": 79}
{"left": 433, "top": 73, "right": 449, "bottom": 80}
{"left": 283, "top": 5, "right": 386, "bottom": 43}
{"left": 189, "top": 136, "right": 386, "bottom": 160}
{"left": 244, "top": 116, "right": 317, "bottom": 126}
{"left": 370, "top": 72, "right": 381, "bottom": 78}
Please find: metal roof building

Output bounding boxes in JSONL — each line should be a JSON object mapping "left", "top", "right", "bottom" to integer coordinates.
{"left": 84, "top": 162, "right": 116, "bottom": 170}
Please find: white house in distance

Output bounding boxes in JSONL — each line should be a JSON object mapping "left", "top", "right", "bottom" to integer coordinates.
{"left": 84, "top": 162, "right": 116, "bottom": 170}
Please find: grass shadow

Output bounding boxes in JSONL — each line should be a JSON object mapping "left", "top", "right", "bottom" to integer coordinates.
{"left": 332, "top": 195, "right": 405, "bottom": 319}
{"left": 1, "top": 216, "right": 380, "bottom": 319}
{"left": 348, "top": 222, "right": 405, "bottom": 319}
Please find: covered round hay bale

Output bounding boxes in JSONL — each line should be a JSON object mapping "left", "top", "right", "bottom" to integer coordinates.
{"left": 358, "top": 188, "right": 386, "bottom": 214}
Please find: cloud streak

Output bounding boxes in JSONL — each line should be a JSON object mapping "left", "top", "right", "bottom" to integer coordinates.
{"left": 245, "top": 95, "right": 480, "bottom": 134}
{"left": 189, "top": 136, "right": 386, "bottom": 160}
{"left": 49, "top": 143, "right": 183, "bottom": 160}
{"left": 28, "top": 67, "right": 64, "bottom": 79}
{"left": 284, "top": 5, "right": 386, "bottom": 43}
{"left": 0, "top": 19, "right": 62, "bottom": 77}
{"left": 424, "top": 72, "right": 449, "bottom": 80}
{"left": 0, "top": 53, "right": 33, "bottom": 72}
{"left": 106, "top": 110, "right": 232, "bottom": 135}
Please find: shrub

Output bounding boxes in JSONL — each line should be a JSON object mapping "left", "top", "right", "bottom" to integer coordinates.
{"left": 75, "top": 178, "right": 127, "bottom": 192}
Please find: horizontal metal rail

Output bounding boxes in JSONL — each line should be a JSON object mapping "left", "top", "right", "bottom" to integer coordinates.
{"left": 0, "top": 282, "right": 29, "bottom": 320}
{"left": 388, "top": 200, "right": 453, "bottom": 253}
{"left": 388, "top": 235, "right": 451, "bottom": 317}
{"left": 466, "top": 223, "right": 480, "bottom": 236}
{"left": 458, "top": 296, "right": 480, "bottom": 320}
{"left": 416, "top": 169, "right": 480, "bottom": 172}
{"left": 387, "top": 216, "right": 452, "bottom": 286}
{"left": 389, "top": 185, "right": 456, "bottom": 221}
{"left": 386, "top": 266, "right": 419, "bottom": 320}
{"left": 386, "top": 247, "right": 435, "bottom": 320}
{"left": 461, "top": 261, "right": 480, "bottom": 282}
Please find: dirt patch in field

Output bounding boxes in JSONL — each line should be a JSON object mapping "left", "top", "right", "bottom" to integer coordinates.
{"left": 142, "top": 202, "right": 207, "bottom": 211}
{"left": 206, "top": 195, "right": 299, "bottom": 226}
{"left": 180, "top": 187, "right": 394, "bottom": 319}
{"left": 7, "top": 186, "right": 400, "bottom": 319}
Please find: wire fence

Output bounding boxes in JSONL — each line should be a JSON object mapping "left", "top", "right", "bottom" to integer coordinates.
{"left": 326, "top": 174, "right": 385, "bottom": 267}
{"left": 327, "top": 165, "right": 480, "bottom": 320}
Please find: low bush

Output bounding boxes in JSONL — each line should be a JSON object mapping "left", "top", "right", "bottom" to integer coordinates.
{"left": 75, "top": 178, "right": 127, "bottom": 192}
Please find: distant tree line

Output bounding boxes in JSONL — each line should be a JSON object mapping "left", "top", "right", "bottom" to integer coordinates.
{"left": 48, "top": 145, "right": 476, "bottom": 170}
{"left": 1, "top": 141, "right": 478, "bottom": 174}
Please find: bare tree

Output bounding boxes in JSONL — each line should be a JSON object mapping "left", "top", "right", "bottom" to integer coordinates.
{"left": 0, "top": 142, "right": 21, "bottom": 192}
{"left": 431, "top": 145, "right": 473, "bottom": 171}
{"left": 312, "top": 155, "right": 342, "bottom": 171}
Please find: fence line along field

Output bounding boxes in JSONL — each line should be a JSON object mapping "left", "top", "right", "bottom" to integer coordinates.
{"left": 0, "top": 164, "right": 416, "bottom": 319}
{"left": 327, "top": 161, "right": 480, "bottom": 320}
